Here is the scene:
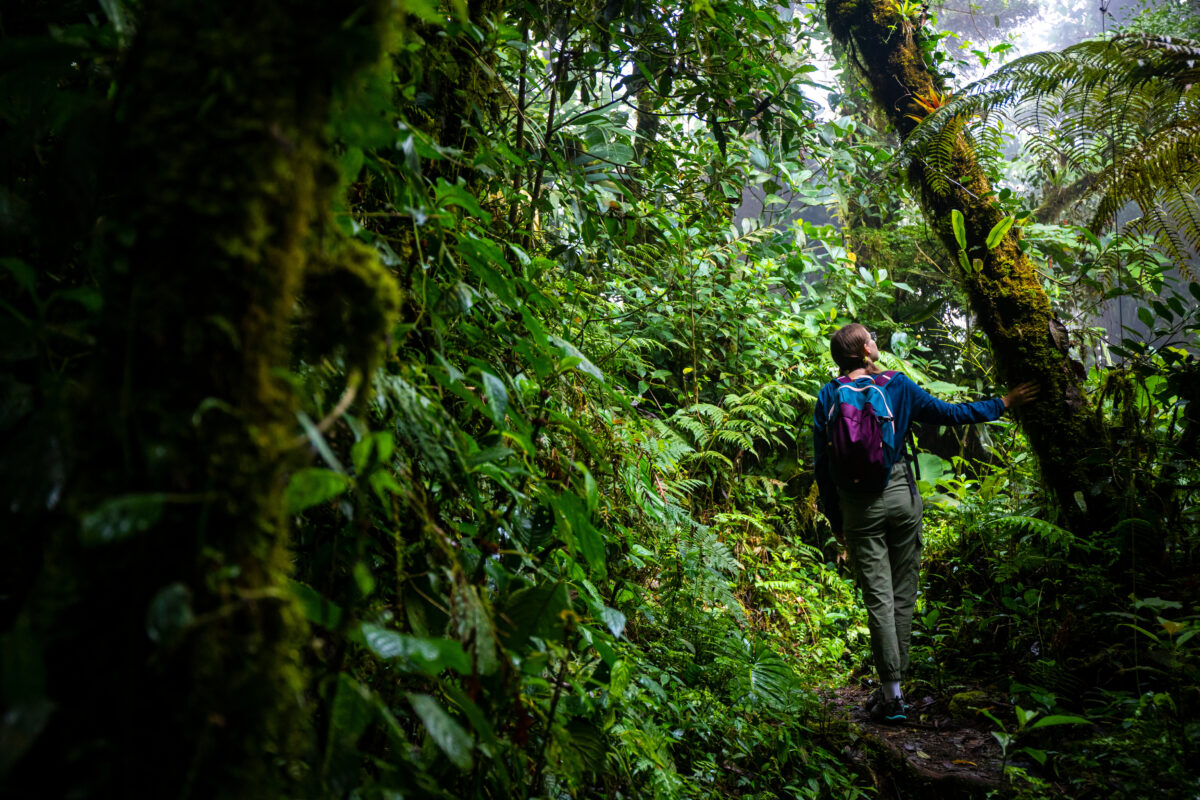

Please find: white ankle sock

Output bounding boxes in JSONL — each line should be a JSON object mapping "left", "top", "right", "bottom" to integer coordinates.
{"left": 883, "top": 680, "right": 902, "bottom": 701}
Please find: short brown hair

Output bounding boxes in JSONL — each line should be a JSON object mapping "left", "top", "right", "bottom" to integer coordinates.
{"left": 830, "top": 323, "right": 871, "bottom": 374}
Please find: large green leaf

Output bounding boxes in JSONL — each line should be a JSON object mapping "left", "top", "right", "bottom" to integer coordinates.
{"left": 746, "top": 645, "right": 795, "bottom": 710}
{"left": 951, "top": 208, "right": 967, "bottom": 250}
{"left": 1028, "top": 714, "right": 1091, "bottom": 730}
{"left": 408, "top": 693, "right": 473, "bottom": 770}
{"left": 323, "top": 673, "right": 374, "bottom": 787}
{"left": 285, "top": 468, "right": 350, "bottom": 514}
{"left": 80, "top": 493, "right": 165, "bottom": 546}
{"left": 290, "top": 580, "right": 344, "bottom": 629}
{"left": 565, "top": 719, "right": 607, "bottom": 773}
{"left": 499, "top": 581, "right": 570, "bottom": 646}
{"left": 548, "top": 335, "right": 604, "bottom": 382}
{"left": 551, "top": 491, "right": 606, "bottom": 575}
{"left": 453, "top": 584, "right": 500, "bottom": 675}
{"left": 597, "top": 605, "right": 626, "bottom": 639}
{"left": 480, "top": 371, "right": 508, "bottom": 423}
{"left": 359, "top": 623, "right": 470, "bottom": 675}
{"left": 916, "top": 453, "right": 948, "bottom": 485}
{"left": 585, "top": 142, "right": 635, "bottom": 164}
{"left": 985, "top": 216, "right": 1015, "bottom": 249}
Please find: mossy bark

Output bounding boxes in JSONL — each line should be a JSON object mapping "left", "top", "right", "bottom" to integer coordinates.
{"left": 825, "top": 0, "right": 1116, "bottom": 532}
{"left": 407, "top": 0, "right": 503, "bottom": 179}
{"left": 7, "top": 1, "right": 398, "bottom": 796}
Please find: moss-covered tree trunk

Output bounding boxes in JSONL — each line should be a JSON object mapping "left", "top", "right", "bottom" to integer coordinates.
{"left": 7, "top": 1, "right": 396, "bottom": 796}
{"left": 825, "top": 0, "right": 1116, "bottom": 532}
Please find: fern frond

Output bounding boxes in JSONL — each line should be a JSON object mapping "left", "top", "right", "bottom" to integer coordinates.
{"left": 713, "top": 512, "right": 773, "bottom": 537}
{"left": 672, "top": 415, "right": 708, "bottom": 445}
{"left": 754, "top": 578, "right": 805, "bottom": 593}
{"left": 688, "top": 403, "right": 727, "bottom": 425}
{"left": 712, "top": 429, "right": 754, "bottom": 448}
{"left": 683, "top": 449, "right": 734, "bottom": 468}
{"left": 900, "top": 34, "right": 1200, "bottom": 270}
{"left": 671, "top": 477, "right": 707, "bottom": 494}
{"left": 983, "top": 515, "right": 1094, "bottom": 551}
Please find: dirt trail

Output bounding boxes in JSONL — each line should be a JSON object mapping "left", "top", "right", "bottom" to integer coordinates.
{"left": 826, "top": 685, "right": 1013, "bottom": 796}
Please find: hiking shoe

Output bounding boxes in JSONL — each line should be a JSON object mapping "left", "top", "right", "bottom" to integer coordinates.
{"left": 869, "top": 694, "right": 908, "bottom": 723}
{"left": 864, "top": 687, "right": 883, "bottom": 715}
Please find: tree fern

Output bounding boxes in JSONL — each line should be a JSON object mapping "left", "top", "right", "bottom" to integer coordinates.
{"left": 712, "top": 429, "right": 755, "bottom": 449}
{"left": 902, "top": 34, "right": 1200, "bottom": 273}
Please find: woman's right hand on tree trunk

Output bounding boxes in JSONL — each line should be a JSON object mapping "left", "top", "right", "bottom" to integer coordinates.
{"left": 1003, "top": 381, "right": 1040, "bottom": 409}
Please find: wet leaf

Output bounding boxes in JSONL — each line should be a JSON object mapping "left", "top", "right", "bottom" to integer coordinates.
{"left": 146, "top": 583, "right": 194, "bottom": 644}
{"left": 409, "top": 693, "right": 473, "bottom": 770}
{"left": 481, "top": 371, "right": 508, "bottom": 422}
{"left": 598, "top": 605, "right": 626, "bottom": 638}
{"left": 285, "top": 468, "right": 350, "bottom": 514}
{"left": 80, "top": 493, "right": 165, "bottom": 546}
{"left": 985, "top": 216, "right": 1014, "bottom": 249}
{"left": 549, "top": 335, "right": 604, "bottom": 382}
{"left": 360, "top": 623, "right": 470, "bottom": 675}
{"left": 951, "top": 209, "right": 967, "bottom": 250}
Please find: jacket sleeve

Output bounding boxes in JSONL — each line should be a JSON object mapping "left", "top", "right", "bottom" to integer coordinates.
{"left": 903, "top": 374, "right": 1006, "bottom": 426}
{"left": 812, "top": 384, "right": 843, "bottom": 533}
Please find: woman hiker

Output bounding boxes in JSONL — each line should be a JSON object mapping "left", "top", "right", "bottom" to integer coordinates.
{"left": 813, "top": 323, "right": 1039, "bottom": 722}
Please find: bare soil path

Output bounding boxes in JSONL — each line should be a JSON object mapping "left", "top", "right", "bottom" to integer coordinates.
{"left": 826, "top": 685, "right": 1014, "bottom": 797}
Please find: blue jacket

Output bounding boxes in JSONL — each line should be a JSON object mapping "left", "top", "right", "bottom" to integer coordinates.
{"left": 813, "top": 372, "right": 1006, "bottom": 532}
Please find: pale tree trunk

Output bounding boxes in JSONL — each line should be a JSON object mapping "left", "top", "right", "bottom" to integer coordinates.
{"left": 825, "top": 0, "right": 1117, "bottom": 533}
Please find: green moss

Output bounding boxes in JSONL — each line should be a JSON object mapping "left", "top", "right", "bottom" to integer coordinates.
{"left": 11, "top": 1, "right": 400, "bottom": 796}
{"left": 299, "top": 240, "right": 403, "bottom": 375}
{"left": 948, "top": 690, "right": 990, "bottom": 719}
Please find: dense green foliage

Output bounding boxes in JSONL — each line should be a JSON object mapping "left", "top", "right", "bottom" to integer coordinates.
{"left": 1, "top": 1, "right": 1198, "bottom": 798}
{"left": 903, "top": 32, "right": 1200, "bottom": 273}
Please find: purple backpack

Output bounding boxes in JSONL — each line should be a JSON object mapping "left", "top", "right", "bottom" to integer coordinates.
{"left": 826, "top": 372, "right": 898, "bottom": 492}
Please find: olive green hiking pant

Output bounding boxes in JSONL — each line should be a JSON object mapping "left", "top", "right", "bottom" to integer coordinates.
{"left": 840, "top": 461, "right": 924, "bottom": 683}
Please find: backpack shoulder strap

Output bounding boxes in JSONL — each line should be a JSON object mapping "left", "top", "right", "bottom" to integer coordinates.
{"left": 874, "top": 370, "right": 898, "bottom": 386}
{"left": 824, "top": 379, "right": 845, "bottom": 424}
